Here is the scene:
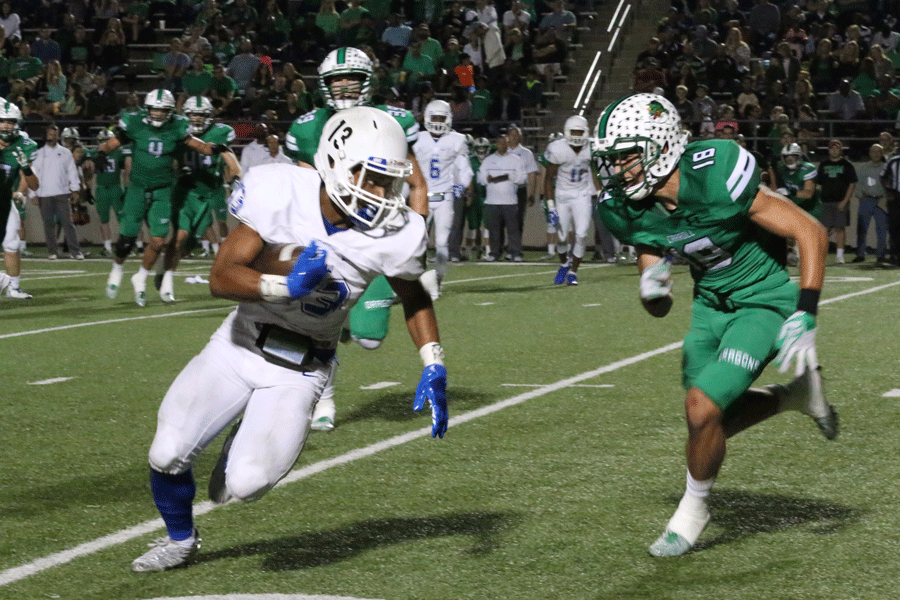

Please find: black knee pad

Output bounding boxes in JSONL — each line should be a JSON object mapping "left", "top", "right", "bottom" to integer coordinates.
{"left": 114, "top": 235, "right": 137, "bottom": 259}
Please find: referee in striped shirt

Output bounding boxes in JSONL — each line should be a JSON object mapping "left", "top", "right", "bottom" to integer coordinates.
{"left": 882, "top": 147, "right": 900, "bottom": 264}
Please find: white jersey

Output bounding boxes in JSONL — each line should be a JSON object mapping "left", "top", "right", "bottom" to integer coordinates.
{"left": 454, "top": 153, "right": 474, "bottom": 188}
{"left": 543, "top": 138, "right": 593, "bottom": 198}
{"left": 228, "top": 164, "right": 427, "bottom": 349}
{"left": 413, "top": 130, "right": 468, "bottom": 194}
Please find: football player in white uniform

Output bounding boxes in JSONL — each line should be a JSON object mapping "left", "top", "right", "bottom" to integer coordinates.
{"left": 131, "top": 107, "right": 449, "bottom": 573}
{"left": 543, "top": 115, "right": 594, "bottom": 285}
{"left": 413, "top": 100, "right": 469, "bottom": 289}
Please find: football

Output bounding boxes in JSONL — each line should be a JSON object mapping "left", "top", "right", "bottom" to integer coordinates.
{"left": 248, "top": 243, "right": 304, "bottom": 276}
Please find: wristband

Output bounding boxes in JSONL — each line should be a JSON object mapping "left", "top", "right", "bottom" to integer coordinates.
{"left": 546, "top": 199, "right": 555, "bottom": 210}
{"left": 419, "top": 341, "right": 445, "bottom": 367}
{"left": 797, "top": 288, "right": 820, "bottom": 315}
{"left": 258, "top": 274, "right": 290, "bottom": 301}
{"left": 21, "top": 166, "right": 33, "bottom": 176}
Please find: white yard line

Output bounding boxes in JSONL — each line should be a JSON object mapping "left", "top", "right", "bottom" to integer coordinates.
{"left": 0, "top": 278, "right": 898, "bottom": 587}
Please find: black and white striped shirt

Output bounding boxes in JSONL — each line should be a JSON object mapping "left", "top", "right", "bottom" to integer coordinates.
{"left": 882, "top": 155, "right": 900, "bottom": 192}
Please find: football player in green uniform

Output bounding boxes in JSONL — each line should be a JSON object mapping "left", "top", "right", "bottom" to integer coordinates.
{"left": 592, "top": 93, "right": 837, "bottom": 557}
{"left": 771, "top": 143, "right": 820, "bottom": 265}
{"left": 87, "top": 128, "right": 129, "bottom": 257}
{"left": 0, "top": 99, "right": 39, "bottom": 299}
{"left": 466, "top": 137, "right": 491, "bottom": 259}
{"left": 282, "top": 47, "right": 429, "bottom": 430}
{"left": 96, "top": 89, "right": 232, "bottom": 306}
{"left": 157, "top": 96, "right": 239, "bottom": 302}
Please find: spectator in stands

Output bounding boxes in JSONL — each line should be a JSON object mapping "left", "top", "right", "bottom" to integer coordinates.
{"left": 381, "top": 13, "right": 412, "bottom": 54}
{"left": 97, "top": 28, "right": 129, "bottom": 80}
{"left": 673, "top": 84, "right": 698, "bottom": 129}
{"left": 854, "top": 56, "right": 879, "bottom": 101}
{"left": 488, "top": 80, "right": 522, "bottom": 123}
{"left": 768, "top": 41, "right": 801, "bottom": 85}
{"left": 56, "top": 82, "right": 87, "bottom": 119}
{"left": 9, "top": 41, "right": 43, "bottom": 92}
{"left": 402, "top": 40, "right": 437, "bottom": 90}
{"left": 182, "top": 23, "right": 211, "bottom": 59}
{"left": 761, "top": 79, "right": 796, "bottom": 118}
{"left": 338, "top": 0, "right": 368, "bottom": 46}
{"left": 479, "top": 21, "right": 506, "bottom": 77}
{"left": 657, "top": 27, "right": 683, "bottom": 67}
{"left": 451, "top": 48, "right": 474, "bottom": 90}
{"left": 692, "top": 83, "right": 717, "bottom": 138}
{"left": 43, "top": 60, "right": 67, "bottom": 107}
{"left": 472, "top": 0, "right": 498, "bottom": 27}
{"left": 95, "top": 0, "right": 120, "bottom": 24}
{"left": 633, "top": 56, "right": 666, "bottom": 94}
{"left": 706, "top": 43, "right": 739, "bottom": 94}
{"left": 179, "top": 55, "right": 213, "bottom": 109}
{"left": 519, "top": 66, "right": 544, "bottom": 111}
{"left": 449, "top": 84, "right": 472, "bottom": 122}
{"left": 872, "top": 23, "right": 899, "bottom": 54}
{"left": 122, "top": 1, "right": 151, "bottom": 42}
{"left": 226, "top": 0, "right": 258, "bottom": 29}
{"left": 239, "top": 122, "right": 270, "bottom": 172}
{"left": 463, "top": 26, "right": 485, "bottom": 73}
{"left": 86, "top": 74, "right": 120, "bottom": 121}
{"left": 210, "top": 27, "right": 236, "bottom": 65}
{"left": 410, "top": 80, "right": 436, "bottom": 122}
{"left": 716, "top": 0, "right": 745, "bottom": 38}
{"left": 32, "top": 27, "right": 61, "bottom": 65}
{"left": 161, "top": 37, "right": 191, "bottom": 93}
{"left": 835, "top": 40, "right": 861, "bottom": 81}
{"left": 746, "top": 0, "right": 781, "bottom": 52}
{"left": 636, "top": 37, "right": 664, "bottom": 69}
{"left": 691, "top": 25, "right": 718, "bottom": 62}
{"left": 316, "top": 0, "right": 340, "bottom": 46}
{"left": 735, "top": 74, "right": 760, "bottom": 115}
{"left": 796, "top": 104, "right": 821, "bottom": 156}
{"left": 869, "top": 74, "right": 900, "bottom": 124}
{"left": 0, "top": 2, "right": 20, "bottom": 41}
{"left": 827, "top": 77, "right": 866, "bottom": 131}
{"left": 540, "top": 0, "right": 576, "bottom": 43}
{"left": 64, "top": 25, "right": 95, "bottom": 70}
{"left": 226, "top": 37, "right": 260, "bottom": 96}
{"left": 69, "top": 62, "right": 95, "bottom": 94}
{"left": 416, "top": 23, "right": 444, "bottom": 65}
{"left": 868, "top": 45, "right": 894, "bottom": 82}
{"left": 503, "top": 0, "right": 531, "bottom": 35}
{"left": 809, "top": 37, "right": 839, "bottom": 94}
{"left": 471, "top": 74, "right": 492, "bottom": 120}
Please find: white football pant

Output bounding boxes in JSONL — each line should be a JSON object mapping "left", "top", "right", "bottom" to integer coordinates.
{"left": 555, "top": 192, "right": 592, "bottom": 258}
{"left": 3, "top": 205, "right": 21, "bottom": 253}
{"left": 427, "top": 193, "right": 454, "bottom": 280}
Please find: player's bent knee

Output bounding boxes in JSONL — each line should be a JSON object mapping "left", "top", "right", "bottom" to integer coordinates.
{"left": 684, "top": 388, "right": 723, "bottom": 430}
{"left": 226, "top": 462, "right": 274, "bottom": 503}
{"left": 148, "top": 431, "right": 192, "bottom": 475}
{"left": 114, "top": 235, "right": 137, "bottom": 259}
{"left": 356, "top": 338, "right": 382, "bottom": 350}
{"left": 3, "top": 239, "right": 19, "bottom": 253}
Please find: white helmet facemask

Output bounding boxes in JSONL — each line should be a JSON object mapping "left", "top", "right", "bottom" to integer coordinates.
{"left": 592, "top": 93, "right": 688, "bottom": 201}
{"left": 144, "top": 89, "right": 176, "bottom": 127}
{"left": 424, "top": 100, "right": 452, "bottom": 135}
{"left": 314, "top": 107, "right": 412, "bottom": 230}
{"left": 184, "top": 96, "right": 214, "bottom": 135}
{"left": 564, "top": 115, "right": 590, "bottom": 148}
{"left": 318, "top": 47, "right": 374, "bottom": 110}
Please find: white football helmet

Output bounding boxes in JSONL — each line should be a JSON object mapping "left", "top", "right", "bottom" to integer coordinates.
{"left": 144, "top": 89, "right": 176, "bottom": 127}
{"left": 564, "top": 115, "right": 589, "bottom": 148}
{"left": 61, "top": 126, "right": 79, "bottom": 143}
{"left": 318, "top": 47, "right": 374, "bottom": 110}
{"left": 424, "top": 100, "right": 452, "bottom": 135}
{"left": 0, "top": 99, "right": 22, "bottom": 142}
{"left": 473, "top": 137, "right": 491, "bottom": 160}
{"left": 592, "top": 93, "right": 689, "bottom": 201}
{"left": 314, "top": 106, "right": 412, "bottom": 230}
{"left": 184, "top": 95, "right": 214, "bottom": 134}
{"left": 781, "top": 142, "right": 802, "bottom": 170}
{"left": 96, "top": 127, "right": 114, "bottom": 143}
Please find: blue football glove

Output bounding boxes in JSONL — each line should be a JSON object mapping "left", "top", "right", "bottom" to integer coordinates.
{"left": 414, "top": 364, "right": 448, "bottom": 438}
{"left": 286, "top": 241, "right": 330, "bottom": 298}
{"left": 774, "top": 310, "right": 818, "bottom": 376}
{"left": 452, "top": 184, "right": 465, "bottom": 200}
{"left": 544, "top": 199, "right": 560, "bottom": 228}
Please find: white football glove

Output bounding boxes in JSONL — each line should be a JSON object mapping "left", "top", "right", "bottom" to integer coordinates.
{"left": 639, "top": 258, "right": 673, "bottom": 301}
{"left": 774, "top": 310, "right": 818, "bottom": 376}
{"left": 12, "top": 147, "right": 29, "bottom": 168}
{"left": 11, "top": 191, "right": 25, "bottom": 207}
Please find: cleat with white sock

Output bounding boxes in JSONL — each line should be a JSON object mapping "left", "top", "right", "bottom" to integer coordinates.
{"left": 132, "top": 528, "right": 201, "bottom": 572}
{"left": 649, "top": 504, "right": 711, "bottom": 557}
{"left": 771, "top": 367, "right": 838, "bottom": 440}
{"left": 7, "top": 287, "right": 32, "bottom": 299}
{"left": 311, "top": 395, "right": 336, "bottom": 431}
{"left": 106, "top": 268, "right": 122, "bottom": 299}
{"left": 131, "top": 273, "right": 147, "bottom": 307}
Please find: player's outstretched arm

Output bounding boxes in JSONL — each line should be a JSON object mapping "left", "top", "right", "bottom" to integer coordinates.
{"left": 209, "top": 223, "right": 267, "bottom": 301}
{"left": 388, "top": 275, "right": 448, "bottom": 438}
{"left": 406, "top": 152, "right": 429, "bottom": 217}
{"left": 749, "top": 186, "right": 828, "bottom": 375}
{"left": 636, "top": 245, "right": 673, "bottom": 318}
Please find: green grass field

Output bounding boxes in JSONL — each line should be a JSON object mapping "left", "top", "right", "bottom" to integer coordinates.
{"left": 1, "top": 253, "right": 899, "bottom": 600}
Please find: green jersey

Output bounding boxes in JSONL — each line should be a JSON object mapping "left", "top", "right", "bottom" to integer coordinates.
{"left": 0, "top": 134, "right": 38, "bottom": 199}
{"left": 773, "top": 160, "right": 818, "bottom": 212}
{"left": 118, "top": 110, "right": 191, "bottom": 188}
{"left": 284, "top": 104, "right": 419, "bottom": 164}
{"left": 596, "top": 139, "right": 791, "bottom": 310}
{"left": 176, "top": 122, "right": 235, "bottom": 195}
{"left": 86, "top": 146, "right": 129, "bottom": 188}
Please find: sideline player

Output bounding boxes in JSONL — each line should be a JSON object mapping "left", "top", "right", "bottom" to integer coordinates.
{"left": 591, "top": 93, "right": 837, "bottom": 557}
{"left": 156, "top": 96, "right": 240, "bottom": 302}
{"left": 131, "top": 107, "right": 448, "bottom": 572}
{"left": 86, "top": 128, "right": 129, "bottom": 257}
{"left": 543, "top": 116, "right": 593, "bottom": 286}
{"left": 97, "top": 89, "right": 231, "bottom": 306}
{"left": 0, "top": 99, "right": 38, "bottom": 299}
{"left": 770, "top": 142, "right": 819, "bottom": 265}
{"left": 464, "top": 137, "right": 491, "bottom": 259}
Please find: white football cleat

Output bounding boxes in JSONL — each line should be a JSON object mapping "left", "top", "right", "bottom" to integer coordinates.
{"left": 132, "top": 529, "right": 201, "bottom": 572}
{"left": 7, "top": 287, "right": 32, "bottom": 299}
{"left": 106, "top": 268, "right": 122, "bottom": 299}
{"left": 772, "top": 367, "right": 838, "bottom": 440}
{"left": 311, "top": 397, "right": 336, "bottom": 432}
{"left": 131, "top": 272, "right": 147, "bottom": 307}
{"left": 649, "top": 502, "right": 710, "bottom": 557}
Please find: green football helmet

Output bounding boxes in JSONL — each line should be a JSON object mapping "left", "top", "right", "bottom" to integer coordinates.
{"left": 0, "top": 99, "right": 22, "bottom": 143}
{"left": 144, "top": 89, "right": 176, "bottom": 127}
{"left": 184, "top": 95, "right": 214, "bottom": 135}
{"left": 592, "top": 93, "right": 688, "bottom": 201}
{"left": 318, "top": 47, "right": 374, "bottom": 110}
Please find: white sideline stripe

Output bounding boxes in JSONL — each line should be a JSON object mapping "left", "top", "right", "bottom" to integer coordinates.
{"left": 142, "top": 595, "right": 382, "bottom": 600}
{"left": 502, "top": 383, "right": 615, "bottom": 388}
{"left": 0, "top": 307, "right": 231, "bottom": 340}
{"left": 359, "top": 382, "right": 400, "bottom": 390}
{"left": 446, "top": 264, "right": 606, "bottom": 285}
{"left": 882, "top": 389, "right": 900, "bottom": 397}
{"left": 1, "top": 278, "right": 898, "bottom": 587}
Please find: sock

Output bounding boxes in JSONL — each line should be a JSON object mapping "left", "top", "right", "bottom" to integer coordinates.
{"left": 201, "top": 240, "right": 210, "bottom": 251}
{"left": 136, "top": 241, "right": 144, "bottom": 249}
{"left": 18, "top": 240, "right": 25, "bottom": 252}
{"left": 162, "top": 270, "right": 174, "bottom": 289}
{"left": 110, "top": 262, "right": 124, "bottom": 277}
{"left": 666, "top": 470, "right": 713, "bottom": 544}
{"left": 548, "top": 243, "right": 555, "bottom": 254}
{"left": 149, "top": 469, "right": 196, "bottom": 541}
{"left": 211, "top": 243, "right": 219, "bottom": 254}
{"left": 104, "top": 239, "right": 112, "bottom": 252}
{"left": 836, "top": 248, "right": 844, "bottom": 259}
{"left": 134, "top": 267, "right": 149, "bottom": 285}
{"left": 11, "top": 276, "right": 20, "bottom": 288}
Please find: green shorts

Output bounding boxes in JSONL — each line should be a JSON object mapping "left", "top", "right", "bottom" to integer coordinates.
{"left": 173, "top": 186, "right": 213, "bottom": 238}
{"left": 682, "top": 299, "right": 790, "bottom": 414}
{"left": 208, "top": 188, "right": 227, "bottom": 221}
{"left": 121, "top": 184, "right": 174, "bottom": 238}
{"left": 349, "top": 276, "right": 396, "bottom": 341}
{"left": 95, "top": 185, "right": 124, "bottom": 224}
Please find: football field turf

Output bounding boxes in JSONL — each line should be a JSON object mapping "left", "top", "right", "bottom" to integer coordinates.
{"left": 1, "top": 254, "right": 899, "bottom": 600}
